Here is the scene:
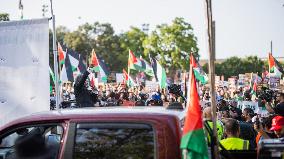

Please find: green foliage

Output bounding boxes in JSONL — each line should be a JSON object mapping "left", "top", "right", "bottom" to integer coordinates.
{"left": 92, "top": 22, "right": 125, "bottom": 71}
{"left": 143, "top": 17, "right": 199, "bottom": 72}
{"left": 0, "top": 13, "right": 9, "bottom": 21}
{"left": 120, "top": 27, "right": 147, "bottom": 57}
{"left": 64, "top": 23, "right": 94, "bottom": 60}
{"left": 202, "top": 56, "right": 264, "bottom": 79}
{"left": 49, "top": 17, "right": 199, "bottom": 73}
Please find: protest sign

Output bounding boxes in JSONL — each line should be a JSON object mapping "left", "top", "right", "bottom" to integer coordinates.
{"left": 269, "top": 77, "right": 280, "bottom": 89}
{"left": 145, "top": 80, "right": 159, "bottom": 91}
{"left": 116, "top": 73, "right": 124, "bottom": 83}
{"left": 237, "top": 101, "right": 259, "bottom": 112}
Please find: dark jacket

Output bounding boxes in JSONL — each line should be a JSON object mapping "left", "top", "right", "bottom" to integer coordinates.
{"left": 74, "top": 71, "right": 94, "bottom": 107}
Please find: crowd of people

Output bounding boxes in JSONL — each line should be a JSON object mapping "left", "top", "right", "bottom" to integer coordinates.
{"left": 200, "top": 82, "right": 284, "bottom": 151}
{"left": 50, "top": 69, "right": 284, "bottom": 151}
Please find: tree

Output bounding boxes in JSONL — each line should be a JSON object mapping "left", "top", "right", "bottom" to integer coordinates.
{"left": 49, "top": 27, "right": 70, "bottom": 70}
{"left": 0, "top": 13, "right": 9, "bottom": 21}
{"left": 91, "top": 22, "right": 125, "bottom": 71}
{"left": 143, "top": 17, "right": 199, "bottom": 74}
{"left": 202, "top": 56, "right": 265, "bottom": 79}
{"left": 242, "top": 56, "right": 264, "bottom": 74}
{"left": 64, "top": 23, "right": 94, "bottom": 61}
{"left": 120, "top": 27, "right": 147, "bottom": 57}
{"left": 56, "top": 26, "right": 69, "bottom": 45}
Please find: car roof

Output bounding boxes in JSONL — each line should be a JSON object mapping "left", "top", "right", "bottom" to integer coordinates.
{"left": 0, "top": 107, "right": 185, "bottom": 130}
{"left": 38, "top": 106, "right": 184, "bottom": 117}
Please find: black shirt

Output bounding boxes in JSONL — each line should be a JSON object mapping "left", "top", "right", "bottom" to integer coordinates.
{"left": 274, "top": 102, "right": 284, "bottom": 116}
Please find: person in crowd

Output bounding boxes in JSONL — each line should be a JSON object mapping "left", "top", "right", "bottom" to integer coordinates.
{"left": 146, "top": 92, "right": 163, "bottom": 106}
{"left": 254, "top": 115, "right": 276, "bottom": 144}
{"left": 265, "top": 93, "right": 284, "bottom": 116}
{"left": 220, "top": 118, "right": 249, "bottom": 150}
{"left": 74, "top": 68, "right": 98, "bottom": 107}
{"left": 203, "top": 106, "right": 224, "bottom": 142}
{"left": 229, "top": 106, "right": 243, "bottom": 121}
{"left": 269, "top": 115, "right": 284, "bottom": 138}
{"left": 242, "top": 108, "right": 255, "bottom": 124}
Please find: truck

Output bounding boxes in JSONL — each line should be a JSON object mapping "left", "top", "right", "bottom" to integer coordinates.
{"left": 0, "top": 107, "right": 183, "bottom": 159}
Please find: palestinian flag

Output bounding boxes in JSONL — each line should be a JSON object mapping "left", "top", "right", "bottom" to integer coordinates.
{"left": 90, "top": 49, "right": 100, "bottom": 72}
{"left": 123, "top": 69, "right": 137, "bottom": 87}
{"left": 190, "top": 53, "right": 208, "bottom": 84}
{"left": 68, "top": 53, "right": 79, "bottom": 72}
{"left": 180, "top": 66, "right": 208, "bottom": 159}
{"left": 268, "top": 53, "right": 284, "bottom": 77}
{"left": 49, "top": 66, "right": 55, "bottom": 94}
{"left": 151, "top": 57, "right": 167, "bottom": 89}
{"left": 88, "top": 72, "right": 97, "bottom": 88}
{"left": 128, "top": 50, "right": 139, "bottom": 70}
{"left": 58, "top": 42, "right": 66, "bottom": 65}
{"left": 66, "top": 47, "right": 86, "bottom": 74}
{"left": 78, "top": 54, "right": 87, "bottom": 73}
{"left": 140, "top": 56, "right": 154, "bottom": 76}
{"left": 90, "top": 50, "right": 109, "bottom": 83}
{"left": 97, "top": 58, "right": 109, "bottom": 83}
{"left": 251, "top": 79, "right": 257, "bottom": 96}
{"left": 60, "top": 51, "right": 74, "bottom": 82}
{"left": 49, "top": 66, "right": 55, "bottom": 84}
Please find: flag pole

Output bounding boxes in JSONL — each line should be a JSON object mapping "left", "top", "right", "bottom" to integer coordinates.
{"left": 50, "top": 0, "right": 60, "bottom": 110}
{"left": 205, "top": 0, "right": 219, "bottom": 158}
{"left": 127, "top": 50, "right": 131, "bottom": 88}
{"left": 268, "top": 53, "right": 271, "bottom": 89}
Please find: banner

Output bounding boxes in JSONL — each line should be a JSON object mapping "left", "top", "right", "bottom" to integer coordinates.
{"left": 269, "top": 77, "right": 280, "bottom": 89}
{"left": 145, "top": 80, "right": 159, "bottom": 92}
{"left": 0, "top": 19, "right": 49, "bottom": 127}
{"left": 116, "top": 73, "right": 124, "bottom": 83}
{"left": 237, "top": 101, "right": 259, "bottom": 112}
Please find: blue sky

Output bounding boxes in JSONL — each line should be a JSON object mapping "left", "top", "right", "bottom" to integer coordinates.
{"left": 1, "top": 0, "right": 284, "bottom": 59}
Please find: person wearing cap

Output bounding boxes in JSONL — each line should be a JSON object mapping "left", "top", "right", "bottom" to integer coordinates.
{"left": 270, "top": 115, "right": 284, "bottom": 138}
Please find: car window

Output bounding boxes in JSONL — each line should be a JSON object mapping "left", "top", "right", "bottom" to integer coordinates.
{"left": 0, "top": 124, "right": 63, "bottom": 159}
{"left": 74, "top": 123, "right": 155, "bottom": 159}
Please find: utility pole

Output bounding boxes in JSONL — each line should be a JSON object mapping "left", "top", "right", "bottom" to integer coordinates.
{"left": 205, "top": 0, "right": 219, "bottom": 159}
{"left": 50, "top": 0, "right": 60, "bottom": 110}
{"left": 212, "top": 21, "right": 216, "bottom": 61}
{"left": 18, "top": 0, "right": 24, "bottom": 19}
{"left": 42, "top": 4, "right": 48, "bottom": 17}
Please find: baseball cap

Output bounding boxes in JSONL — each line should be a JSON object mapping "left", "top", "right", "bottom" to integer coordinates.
{"left": 270, "top": 116, "right": 284, "bottom": 131}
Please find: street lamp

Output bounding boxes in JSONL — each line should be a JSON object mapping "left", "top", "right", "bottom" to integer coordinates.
{"left": 42, "top": 4, "right": 48, "bottom": 17}
{"left": 142, "top": 23, "right": 149, "bottom": 33}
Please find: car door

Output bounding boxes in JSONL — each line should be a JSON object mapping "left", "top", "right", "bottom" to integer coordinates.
{"left": 63, "top": 120, "right": 157, "bottom": 159}
{"left": 0, "top": 122, "right": 65, "bottom": 159}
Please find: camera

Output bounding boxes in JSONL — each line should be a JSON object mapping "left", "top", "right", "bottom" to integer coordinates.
{"left": 244, "top": 90, "right": 251, "bottom": 101}
{"left": 258, "top": 87, "right": 276, "bottom": 103}
{"left": 168, "top": 84, "right": 183, "bottom": 97}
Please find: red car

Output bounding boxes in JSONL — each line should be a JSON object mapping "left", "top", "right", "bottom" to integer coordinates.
{"left": 0, "top": 107, "right": 183, "bottom": 159}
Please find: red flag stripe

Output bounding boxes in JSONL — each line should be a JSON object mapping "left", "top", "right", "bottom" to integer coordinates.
{"left": 91, "top": 50, "right": 100, "bottom": 66}
{"left": 128, "top": 50, "right": 138, "bottom": 66}
{"left": 58, "top": 42, "right": 65, "bottom": 62}
{"left": 183, "top": 67, "right": 203, "bottom": 135}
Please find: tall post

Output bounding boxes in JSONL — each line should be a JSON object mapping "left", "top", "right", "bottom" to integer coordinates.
{"left": 212, "top": 21, "right": 216, "bottom": 61}
{"left": 205, "top": 0, "right": 219, "bottom": 158}
{"left": 18, "top": 0, "right": 24, "bottom": 19}
{"left": 50, "top": 0, "right": 60, "bottom": 110}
